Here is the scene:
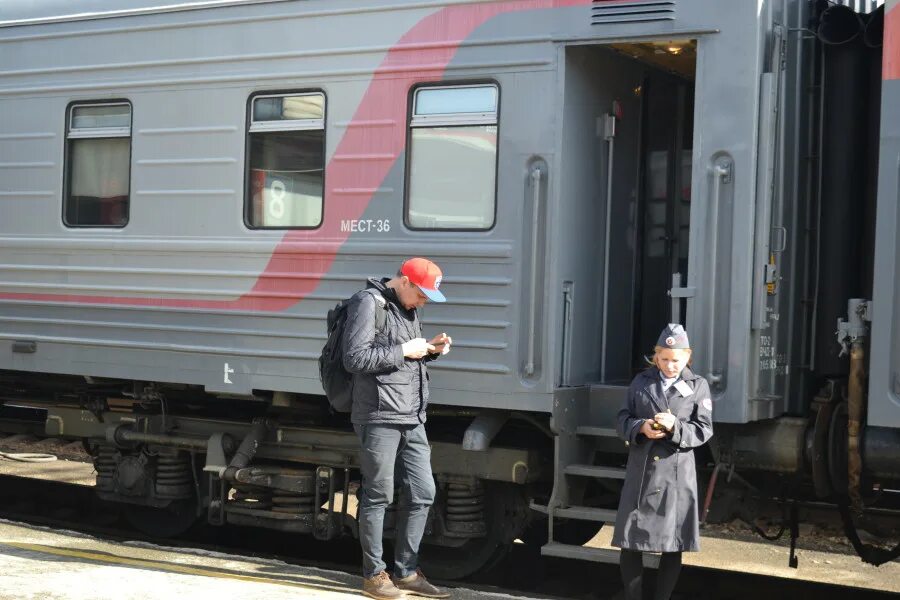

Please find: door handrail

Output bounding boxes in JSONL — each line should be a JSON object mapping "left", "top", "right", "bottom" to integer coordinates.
{"left": 525, "top": 165, "right": 543, "bottom": 377}
{"left": 707, "top": 159, "right": 732, "bottom": 386}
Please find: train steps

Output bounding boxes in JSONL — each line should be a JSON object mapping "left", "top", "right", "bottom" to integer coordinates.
{"left": 563, "top": 464, "right": 626, "bottom": 479}
{"left": 532, "top": 459, "right": 627, "bottom": 565}
{"left": 575, "top": 426, "right": 617, "bottom": 437}
{"left": 535, "top": 384, "right": 630, "bottom": 564}
{"left": 529, "top": 501, "right": 617, "bottom": 523}
{"left": 541, "top": 542, "right": 660, "bottom": 567}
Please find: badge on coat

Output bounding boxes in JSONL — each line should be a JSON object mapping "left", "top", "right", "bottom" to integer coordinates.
{"left": 673, "top": 380, "right": 693, "bottom": 397}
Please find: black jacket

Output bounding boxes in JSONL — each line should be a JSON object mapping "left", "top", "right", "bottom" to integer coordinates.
{"left": 342, "top": 278, "right": 438, "bottom": 425}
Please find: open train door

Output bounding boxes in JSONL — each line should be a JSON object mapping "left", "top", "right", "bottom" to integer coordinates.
{"left": 556, "top": 40, "right": 697, "bottom": 386}
{"left": 557, "top": 1, "right": 792, "bottom": 427}
{"left": 540, "top": 0, "right": 810, "bottom": 565}
{"left": 589, "top": 2, "right": 794, "bottom": 424}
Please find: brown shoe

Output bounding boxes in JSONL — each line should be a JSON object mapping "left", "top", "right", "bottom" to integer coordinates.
{"left": 391, "top": 569, "right": 451, "bottom": 598}
{"left": 362, "top": 571, "right": 403, "bottom": 600}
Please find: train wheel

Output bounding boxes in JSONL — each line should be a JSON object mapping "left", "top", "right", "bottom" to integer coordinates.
{"left": 418, "top": 482, "right": 528, "bottom": 580}
{"left": 123, "top": 499, "right": 198, "bottom": 538}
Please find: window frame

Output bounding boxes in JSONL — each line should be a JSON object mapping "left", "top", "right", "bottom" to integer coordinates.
{"left": 243, "top": 90, "right": 327, "bottom": 231}
{"left": 403, "top": 81, "right": 501, "bottom": 232}
{"left": 62, "top": 100, "right": 133, "bottom": 229}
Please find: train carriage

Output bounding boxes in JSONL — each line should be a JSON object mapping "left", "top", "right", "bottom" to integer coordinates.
{"left": 0, "top": 0, "right": 898, "bottom": 578}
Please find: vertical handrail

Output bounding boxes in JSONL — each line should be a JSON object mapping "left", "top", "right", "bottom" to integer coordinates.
{"left": 707, "top": 160, "right": 732, "bottom": 386}
{"left": 524, "top": 166, "right": 542, "bottom": 376}
{"left": 560, "top": 282, "right": 573, "bottom": 386}
{"left": 600, "top": 125, "right": 615, "bottom": 383}
{"left": 671, "top": 272, "right": 682, "bottom": 323}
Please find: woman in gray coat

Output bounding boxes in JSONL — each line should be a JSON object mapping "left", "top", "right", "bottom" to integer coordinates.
{"left": 612, "top": 324, "right": 713, "bottom": 600}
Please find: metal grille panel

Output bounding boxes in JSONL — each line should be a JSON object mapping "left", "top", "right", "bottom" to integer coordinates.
{"left": 591, "top": 0, "right": 676, "bottom": 25}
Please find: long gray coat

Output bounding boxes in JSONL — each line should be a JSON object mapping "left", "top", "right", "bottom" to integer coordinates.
{"left": 612, "top": 366, "right": 713, "bottom": 552}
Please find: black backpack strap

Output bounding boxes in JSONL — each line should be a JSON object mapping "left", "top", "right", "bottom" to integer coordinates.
{"left": 360, "top": 288, "right": 388, "bottom": 333}
{"left": 374, "top": 300, "right": 387, "bottom": 332}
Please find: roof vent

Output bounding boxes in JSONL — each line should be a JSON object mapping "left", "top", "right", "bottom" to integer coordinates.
{"left": 591, "top": 0, "right": 676, "bottom": 25}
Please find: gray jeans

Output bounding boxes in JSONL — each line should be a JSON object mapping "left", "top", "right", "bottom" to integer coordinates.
{"left": 354, "top": 423, "right": 436, "bottom": 579}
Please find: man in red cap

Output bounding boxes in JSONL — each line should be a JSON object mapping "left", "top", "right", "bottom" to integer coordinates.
{"left": 342, "top": 257, "right": 452, "bottom": 599}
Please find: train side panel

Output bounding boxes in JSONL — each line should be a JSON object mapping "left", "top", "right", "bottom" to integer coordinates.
{"left": 870, "top": 0, "right": 900, "bottom": 428}
{"left": 0, "top": 0, "right": 820, "bottom": 425}
{"left": 0, "top": 1, "right": 600, "bottom": 412}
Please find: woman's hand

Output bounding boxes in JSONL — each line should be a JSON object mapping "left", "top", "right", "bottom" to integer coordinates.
{"left": 654, "top": 411, "right": 677, "bottom": 432}
{"left": 640, "top": 419, "right": 667, "bottom": 439}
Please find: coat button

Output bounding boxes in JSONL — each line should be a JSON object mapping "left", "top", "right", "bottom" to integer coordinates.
{"left": 653, "top": 456, "right": 660, "bottom": 461}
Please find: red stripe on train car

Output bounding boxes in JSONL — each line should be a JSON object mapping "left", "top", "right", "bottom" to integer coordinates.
{"left": 0, "top": 0, "right": 590, "bottom": 311}
{"left": 886, "top": 2, "right": 900, "bottom": 80}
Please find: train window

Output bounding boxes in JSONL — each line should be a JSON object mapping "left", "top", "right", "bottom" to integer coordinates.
{"left": 64, "top": 102, "right": 132, "bottom": 227}
{"left": 246, "top": 92, "right": 325, "bottom": 229}
{"left": 414, "top": 86, "right": 498, "bottom": 116}
{"left": 406, "top": 84, "right": 498, "bottom": 230}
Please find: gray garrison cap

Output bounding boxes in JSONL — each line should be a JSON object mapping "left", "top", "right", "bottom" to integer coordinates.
{"left": 657, "top": 323, "right": 690, "bottom": 349}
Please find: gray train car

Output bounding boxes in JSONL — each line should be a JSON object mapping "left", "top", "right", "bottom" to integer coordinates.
{"left": 1, "top": 0, "right": 898, "bottom": 576}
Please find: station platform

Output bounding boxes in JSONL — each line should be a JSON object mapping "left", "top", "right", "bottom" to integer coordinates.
{"left": 0, "top": 450, "right": 898, "bottom": 597}
{"left": 585, "top": 520, "right": 900, "bottom": 594}
{"left": 0, "top": 519, "right": 545, "bottom": 600}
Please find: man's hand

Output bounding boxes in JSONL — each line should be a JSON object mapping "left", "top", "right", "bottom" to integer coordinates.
{"left": 654, "top": 411, "right": 677, "bottom": 432}
{"left": 402, "top": 338, "right": 435, "bottom": 359}
{"left": 427, "top": 332, "right": 452, "bottom": 355}
{"left": 640, "top": 419, "right": 667, "bottom": 439}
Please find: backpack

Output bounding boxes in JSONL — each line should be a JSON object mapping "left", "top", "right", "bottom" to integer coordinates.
{"left": 318, "top": 290, "right": 387, "bottom": 412}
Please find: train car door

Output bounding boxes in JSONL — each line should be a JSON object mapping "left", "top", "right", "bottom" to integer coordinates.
{"left": 557, "top": 1, "right": 791, "bottom": 424}
{"left": 632, "top": 76, "right": 695, "bottom": 370}
{"left": 557, "top": 42, "right": 696, "bottom": 385}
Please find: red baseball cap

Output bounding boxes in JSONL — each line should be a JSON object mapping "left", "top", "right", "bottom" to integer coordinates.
{"left": 401, "top": 257, "right": 446, "bottom": 302}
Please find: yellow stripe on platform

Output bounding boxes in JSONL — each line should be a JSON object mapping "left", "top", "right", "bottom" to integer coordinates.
{"left": 1, "top": 541, "right": 355, "bottom": 595}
